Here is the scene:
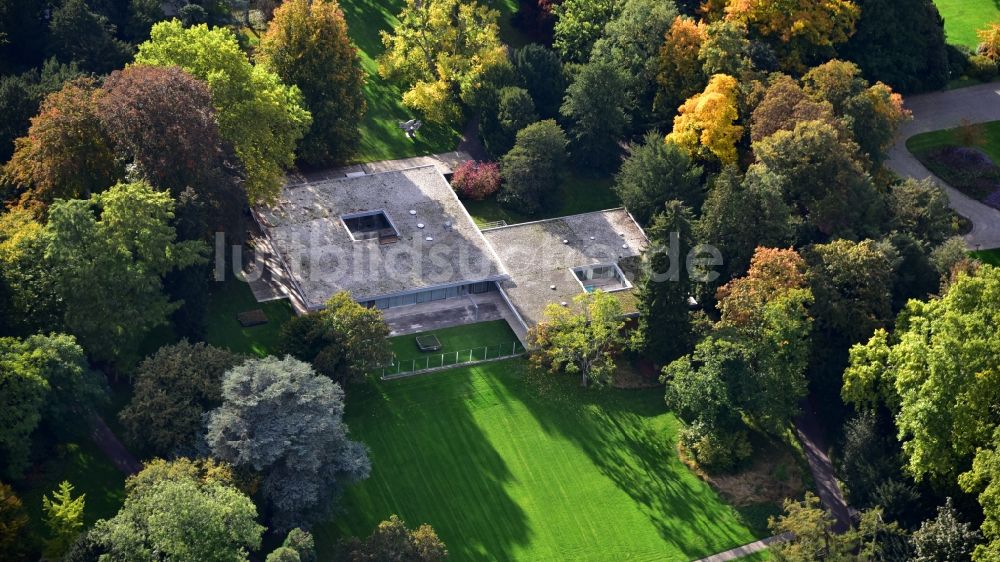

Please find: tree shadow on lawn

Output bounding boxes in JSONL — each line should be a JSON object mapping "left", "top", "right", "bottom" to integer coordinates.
{"left": 318, "top": 370, "right": 531, "bottom": 560}
{"left": 499, "top": 371, "right": 760, "bottom": 560}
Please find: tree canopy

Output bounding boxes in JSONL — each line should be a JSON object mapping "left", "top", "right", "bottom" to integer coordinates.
{"left": 135, "top": 20, "right": 311, "bottom": 203}
{"left": 614, "top": 133, "right": 704, "bottom": 225}
{"left": 499, "top": 119, "right": 568, "bottom": 215}
{"left": 667, "top": 73, "right": 743, "bottom": 166}
{"left": 258, "top": 0, "right": 366, "bottom": 166}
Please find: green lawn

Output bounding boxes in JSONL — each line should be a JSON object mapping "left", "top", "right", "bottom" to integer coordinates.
{"left": 464, "top": 174, "right": 621, "bottom": 226}
{"left": 388, "top": 320, "right": 520, "bottom": 364}
{"left": 339, "top": 0, "right": 463, "bottom": 163}
{"left": 907, "top": 120, "right": 1000, "bottom": 163}
{"left": 19, "top": 439, "right": 126, "bottom": 546}
{"left": 205, "top": 278, "right": 294, "bottom": 357}
{"left": 318, "top": 360, "right": 763, "bottom": 560}
{"left": 935, "top": 0, "right": 1000, "bottom": 48}
{"left": 973, "top": 248, "right": 1000, "bottom": 265}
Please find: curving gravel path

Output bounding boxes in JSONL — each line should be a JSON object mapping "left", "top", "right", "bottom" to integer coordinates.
{"left": 886, "top": 83, "right": 1000, "bottom": 249}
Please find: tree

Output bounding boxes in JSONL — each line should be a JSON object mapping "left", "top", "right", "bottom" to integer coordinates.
{"left": 498, "top": 120, "right": 568, "bottom": 214}
{"left": 451, "top": 160, "right": 501, "bottom": 200}
{"left": 769, "top": 492, "right": 903, "bottom": 561}
{"left": 97, "top": 65, "right": 223, "bottom": 194}
{"left": 0, "top": 482, "right": 28, "bottom": 562}
{"left": 551, "top": 0, "right": 619, "bottom": 63}
{"left": 654, "top": 17, "right": 707, "bottom": 118}
{"left": 0, "top": 0, "right": 49, "bottom": 73}
{"left": 378, "top": 0, "right": 505, "bottom": 125}
{"left": 0, "top": 334, "right": 101, "bottom": 478}
{"left": 841, "top": 81, "right": 910, "bottom": 169}
{"left": 135, "top": 20, "right": 311, "bottom": 203}
{"left": 841, "top": 0, "right": 949, "bottom": 93}
{"left": 698, "top": 20, "right": 752, "bottom": 77}
{"left": 633, "top": 201, "right": 696, "bottom": 366}
{"left": 0, "top": 58, "right": 82, "bottom": 164}
{"left": 44, "top": 181, "right": 208, "bottom": 365}
{"left": 513, "top": 45, "right": 565, "bottom": 119}
{"left": 90, "top": 466, "right": 263, "bottom": 562}
{"left": 590, "top": 0, "right": 677, "bottom": 131}
{"left": 120, "top": 341, "right": 245, "bottom": 456}
{"left": 258, "top": 0, "right": 366, "bottom": 165}
{"left": 560, "top": 60, "right": 629, "bottom": 173}
{"left": 749, "top": 74, "right": 837, "bottom": 143}
{"left": 4, "top": 77, "right": 119, "bottom": 211}
{"left": 484, "top": 86, "right": 537, "bottom": 158}
{"left": 805, "top": 238, "right": 898, "bottom": 346}
{"left": 268, "top": 528, "right": 316, "bottom": 562}
{"left": 724, "top": 0, "right": 860, "bottom": 71}
{"left": 842, "top": 265, "right": 1000, "bottom": 483}
{"left": 344, "top": 515, "right": 448, "bottom": 561}
{"left": 695, "top": 166, "right": 796, "bottom": 285}
{"left": 278, "top": 292, "right": 391, "bottom": 385}
{"left": 911, "top": 498, "right": 980, "bottom": 562}
{"left": 840, "top": 412, "right": 904, "bottom": 506}
{"left": 979, "top": 23, "right": 1000, "bottom": 61}
{"left": 42, "top": 481, "right": 85, "bottom": 560}
{"left": 530, "top": 290, "right": 626, "bottom": 387}
{"left": 614, "top": 133, "right": 703, "bottom": 225}
{"left": 205, "top": 356, "right": 371, "bottom": 530}
{"left": 47, "top": 0, "right": 132, "bottom": 74}
{"left": 959, "top": 438, "right": 1000, "bottom": 562}
{"left": 667, "top": 74, "right": 743, "bottom": 166}
{"left": 750, "top": 119, "right": 884, "bottom": 241}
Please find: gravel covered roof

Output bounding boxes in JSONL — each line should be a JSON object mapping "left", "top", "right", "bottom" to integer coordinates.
{"left": 481, "top": 209, "right": 648, "bottom": 326}
{"left": 255, "top": 166, "right": 507, "bottom": 308}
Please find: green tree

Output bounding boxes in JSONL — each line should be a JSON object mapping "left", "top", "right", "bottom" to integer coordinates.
{"left": 910, "top": 498, "right": 980, "bottom": 562}
{"left": 4, "top": 77, "right": 119, "bottom": 211}
{"left": 750, "top": 119, "right": 884, "bottom": 241}
{"left": 47, "top": 0, "right": 132, "bottom": 74}
{"left": 513, "top": 45, "right": 565, "bottom": 120}
{"left": 958, "top": 439, "right": 1000, "bottom": 562}
{"left": 120, "top": 341, "right": 245, "bottom": 456}
{"left": 614, "top": 133, "right": 703, "bottom": 225}
{"left": 530, "top": 290, "right": 626, "bottom": 387}
{"left": 498, "top": 120, "right": 568, "bottom": 215}
{"left": 482, "top": 86, "right": 537, "bottom": 159}
{"left": 633, "top": 201, "right": 696, "bottom": 366}
{"left": 841, "top": 0, "right": 949, "bottom": 93}
{"left": 699, "top": 20, "right": 752, "bottom": 77}
{"left": 42, "top": 481, "right": 85, "bottom": 560}
{"left": 552, "top": 0, "right": 619, "bottom": 63}
{"left": 377, "top": 0, "right": 505, "bottom": 125}
{"left": 279, "top": 292, "right": 392, "bottom": 385}
{"left": 268, "top": 528, "right": 316, "bottom": 562}
{"left": 44, "top": 181, "right": 208, "bottom": 365}
{"left": 205, "top": 356, "right": 371, "bottom": 530}
{"left": 888, "top": 178, "right": 956, "bottom": 247}
{"left": 560, "top": 60, "right": 629, "bottom": 173}
{"left": 135, "top": 20, "right": 311, "bottom": 203}
{"left": 343, "top": 515, "right": 448, "bottom": 561}
{"left": 90, "top": 467, "right": 263, "bottom": 562}
{"left": 0, "top": 482, "right": 29, "bottom": 562}
{"left": 0, "top": 334, "right": 100, "bottom": 478}
{"left": 590, "top": 0, "right": 677, "bottom": 131}
{"left": 695, "top": 167, "right": 796, "bottom": 285}
{"left": 258, "top": 0, "right": 366, "bottom": 165}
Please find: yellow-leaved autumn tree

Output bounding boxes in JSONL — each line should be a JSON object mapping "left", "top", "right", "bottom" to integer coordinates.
{"left": 378, "top": 0, "right": 507, "bottom": 125}
{"left": 654, "top": 16, "right": 708, "bottom": 117}
{"left": 666, "top": 74, "right": 742, "bottom": 165}
{"left": 725, "top": 0, "right": 859, "bottom": 70}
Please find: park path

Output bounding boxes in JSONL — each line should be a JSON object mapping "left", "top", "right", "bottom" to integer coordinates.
{"left": 88, "top": 414, "right": 141, "bottom": 475}
{"left": 794, "top": 404, "right": 852, "bottom": 532}
{"left": 887, "top": 82, "right": 1000, "bottom": 249}
{"left": 692, "top": 532, "right": 793, "bottom": 562}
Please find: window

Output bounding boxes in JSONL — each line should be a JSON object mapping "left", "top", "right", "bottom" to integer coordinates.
{"left": 571, "top": 263, "right": 631, "bottom": 293}
{"left": 341, "top": 210, "right": 399, "bottom": 243}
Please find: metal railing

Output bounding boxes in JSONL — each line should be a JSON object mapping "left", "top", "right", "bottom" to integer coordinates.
{"left": 479, "top": 220, "right": 508, "bottom": 230}
{"left": 377, "top": 341, "right": 526, "bottom": 379}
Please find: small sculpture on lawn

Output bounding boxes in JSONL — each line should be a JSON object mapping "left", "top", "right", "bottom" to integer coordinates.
{"left": 398, "top": 119, "right": 423, "bottom": 139}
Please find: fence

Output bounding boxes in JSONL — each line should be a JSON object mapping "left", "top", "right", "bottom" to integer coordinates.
{"left": 377, "top": 341, "right": 526, "bottom": 379}
{"left": 479, "top": 220, "right": 508, "bottom": 230}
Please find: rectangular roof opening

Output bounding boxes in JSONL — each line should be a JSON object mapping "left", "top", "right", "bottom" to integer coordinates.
{"left": 342, "top": 210, "right": 399, "bottom": 244}
{"left": 572, "top": 263, "right": 631, "bottom": 293}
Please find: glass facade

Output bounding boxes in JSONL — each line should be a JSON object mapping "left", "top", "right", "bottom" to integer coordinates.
{"left": 360, "top": 281, "right": 497, "bottom": 310}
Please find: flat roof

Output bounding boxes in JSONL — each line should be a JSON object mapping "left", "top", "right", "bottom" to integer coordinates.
{"left": 256, "top": 166, "right": 507, "bottom": 309}
{"left": 481, "top": 209, "right": 647, "bottom": 326}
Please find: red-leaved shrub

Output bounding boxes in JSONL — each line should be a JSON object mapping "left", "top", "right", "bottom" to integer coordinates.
{"left": 451, "top": 161, "right": 501, "bottom": 200}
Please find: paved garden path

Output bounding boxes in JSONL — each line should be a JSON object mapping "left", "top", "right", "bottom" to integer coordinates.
{"left": 794, "top": 407, "right": 852, "bottom": 532}
{"left": 692, "top": 532, "right": 793, "bottom": 562}
{"left": 89, "top": 414, "right": 141, "bottom": 475}
{"left": 887, "top": 83, "right": 1000, "bottom": 249}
